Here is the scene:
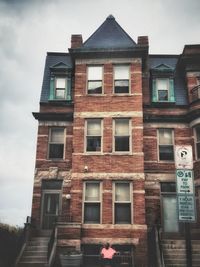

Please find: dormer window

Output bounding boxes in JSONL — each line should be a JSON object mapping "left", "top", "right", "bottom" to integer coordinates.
{"left": 151, "top": 64, "right": 175, "bottom": 103}
{"left": 49, "top": 62, "right": 72, "bottom": 101}
{"left": 55, "top": 78, "right": 66, "bottom": 99}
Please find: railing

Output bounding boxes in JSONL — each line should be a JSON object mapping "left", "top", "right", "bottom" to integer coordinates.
{"left": 191, "top": 85, "right": 200, "bottom": 102}
{"left": 14, "top": 216, "right": 32, "bottom": 267}
{"left": 48, "top": 226, "right": 57, "bottom": 267}
{"left": 148, "top": 224, "right": 165, "bottom": 267}
{"left": 155, "top": 225, "right": 165, "bottom": 267}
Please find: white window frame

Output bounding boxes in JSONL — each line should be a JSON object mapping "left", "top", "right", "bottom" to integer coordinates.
{"left": 55, "top": 77, "right": 67, "bottom": 100}
{"left": 87, "top": 65, "right": 103, "bottom": 94}
{"left": 113, "top": 118, "right": 131, "bottom": 153}
{"left": 113, "top": 65, "right": 130, "bottom": 94}
{"left": 113, "top": 182, "right": 132, "bottom": 224}
{"left": 48, "top": 128, "right": 65, "bottom": 160}
{"left": 157, "top": 128, "right": 174, "bottom": 161}
{"left": 156, "top": 78, "right": 170, "bottom": 102}
{"left": 85, "top": 119, "right": 103, "bottom": 153}
{"left": 83, "top": 181, "right": 102, "bottom": 224}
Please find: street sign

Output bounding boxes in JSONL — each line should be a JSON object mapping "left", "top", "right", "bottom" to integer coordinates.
{"left": 175, "top": 146, "right": 193, "bottom": 169}
{"left": 176, "top": 170, "right": 194, "bottom": 194}
{"left": 177, "top": 195, "right": 196, "bottom": 222}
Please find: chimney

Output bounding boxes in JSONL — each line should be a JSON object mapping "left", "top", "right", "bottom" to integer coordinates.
{"left": 137, "top": 36, "right": 149, "bottom": 46}
{"left": 71, "top": 34, "right": 83, "bottom": 48}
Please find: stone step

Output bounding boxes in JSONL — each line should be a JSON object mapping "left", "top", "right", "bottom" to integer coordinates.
{"left": 25, "top": 245, "right": 48, "bottom": 252}
{"left": 18, "top": 263, "right": 48, "bottom": 267}
{"left": 21, "top": 256, "right": 47, "bottom": 262}
{"left": 23, "top": 251, "right": 47, "bottom": 257}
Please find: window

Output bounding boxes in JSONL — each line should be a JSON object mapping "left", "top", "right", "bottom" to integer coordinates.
{"left": 114, "top": 65, "right": 129, "bottom": 94}
{"left": 158, "top": 129, "right": 174, "bottom": 161}
{"left": 48, "top": 128, "right": 64, "bottom": 159}
{"left": 84, "top": 182, "right": 101, "bottom": 223}
{"left": 49, "top": 76, "right": 71, "bottom": 101}
{"left": 195, "top": 125, "right": 200, "bottom": 159}
{"left": 87, "top": 66, "right": 102, "bottom": 94}
{"left": 86, "top": 119, "right": 102, "bottom": 152}
{"left": 114, "top": 182, "right": 131, "bottom": 224}
{"left": 152, "top": 78, "right": 175, "bottom": 102}
{"left": 114, "top": 119, "right": 130, "bottom": 152}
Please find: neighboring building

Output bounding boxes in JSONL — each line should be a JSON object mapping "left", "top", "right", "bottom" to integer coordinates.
{"left": 26, "top": 15, "right": 200, "bottom": 266}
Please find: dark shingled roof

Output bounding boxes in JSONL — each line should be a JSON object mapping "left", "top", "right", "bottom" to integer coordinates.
{"left": 149, "top": 55, "right": 188, "bottom": 106}
{"left": 40, "top": 53, "right": 72, "bottom": 103}
{"left": 82, "top": 15, "right": 136, "bottom": 49}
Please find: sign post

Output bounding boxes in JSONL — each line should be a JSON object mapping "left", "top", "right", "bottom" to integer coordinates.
{"left": 175, "top": 146, "right": 196, "bottom": 267}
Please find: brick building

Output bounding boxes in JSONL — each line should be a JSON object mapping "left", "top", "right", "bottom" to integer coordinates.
{"left": 28, "top": 15, "right": 200, "bottom": 266}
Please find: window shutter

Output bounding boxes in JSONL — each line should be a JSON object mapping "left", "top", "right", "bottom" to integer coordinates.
{"left": 169, "top": 79, "right": 175, "bottom": 102}
{"left": 152, "top": 79, "right": 157, "bottom": 102}
{"left": 49, "top": 77, "right": 55, "bottom": 100}
{"left": 66, "top": 78, "right": 71, "bottom": 101}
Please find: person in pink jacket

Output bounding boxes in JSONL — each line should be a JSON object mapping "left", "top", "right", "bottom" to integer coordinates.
{"left": 100, "top": 242, "right": 117, "bottom": 266}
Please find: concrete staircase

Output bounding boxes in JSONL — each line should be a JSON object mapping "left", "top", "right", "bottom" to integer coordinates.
{"left": 162, "top": 239, "right": 200, "bottom": 267}
{"left": 17, "top": 236, "right": 49, "bottom": 267}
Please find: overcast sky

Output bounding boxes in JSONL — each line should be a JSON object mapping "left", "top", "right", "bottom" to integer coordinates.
{"left": 0, "top": 0, "right": 200, "bottom": 227}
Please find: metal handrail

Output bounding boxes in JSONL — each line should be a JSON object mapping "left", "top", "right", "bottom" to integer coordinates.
{"left": 155, "top": 225, "right": 165, "bottom": 267}
{"left": 48, "top": 226, "right": 57, "bottom": 267}
{"left": 14, "top": 217, "right": 32, "bottom": 267}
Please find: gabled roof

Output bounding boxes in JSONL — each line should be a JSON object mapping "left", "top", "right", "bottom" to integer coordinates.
{"left": 152, "top": 63, "right": 174, "bottom": 71}
{"left": 50, "top": 62, "right": 71, "bottom": 69}
{"left": 82, "top": 15, "right": 136, "bottom": 49}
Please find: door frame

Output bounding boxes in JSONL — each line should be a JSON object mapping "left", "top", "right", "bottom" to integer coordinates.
{"left": 40, "top": 189, "right": 62, "bottom": 229}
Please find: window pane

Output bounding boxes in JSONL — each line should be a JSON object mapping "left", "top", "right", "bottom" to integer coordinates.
{"left": 115, "top": 203, "right": 131, "bottom": 224}
{"left": 88, "top": 81, "right": 102, "bottom": 94}
{"left": 49, "top": 144, "right": 64, "bottom": 159}
{"left": 84, "top": 203, "right": 100, "bottom": 223}
{"left": 88, "top": 66, "right": 102, "bottom": 80}
{"left": 50, "top": 129, "right": 64, "bottom": 143}
{"left": 115, "top": 137, "right": 129, "bottom": 151}
{"left": 158, "top": 90, "right": 168, "bottom": 101}
{"left": 159, "top": 129, "right": 173, "bottom": 145}
{"left": 114, "top": 65, "right": 129, "bottom": 79}
{"left": 87, "top": 137, "right": 101, "bottom": 151}
{"left": 197, "top": 143, "right": 200, "bottom": 159}
{"left": 161, "top": 182, "right": 176, "bottom": 193}
{"left": 114, "top": 80, "right": 129, "bottom": 93}
{"left": 85, "top": 183, "right": 100, "bottom": 201}
{"left": 56, "top": 78, "right": 65, "bottom": 88}
{"left": 115, "top": 183, "right": 130, "bottom": 201}
{"left": 159, "top": 145, "right": 174, "bottom": 161}
{"left": 157, "top": 79, "right": 168, "bottom": 90}
{"left": 115, "top": 119, "right": 129, "bottom": 135}
{"left": 87, "top": 119, "right": 101, "bottom": 135}
{"left": 55, "top": 89, "right": 65, "bottom": 99}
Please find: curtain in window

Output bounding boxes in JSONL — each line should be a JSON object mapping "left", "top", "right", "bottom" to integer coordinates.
{"left": 87, "top": 119, "right": 101, "bottom": 136}
{"left": 159, "top": 129, "right": 172, "bottom": 145}
{"left": 88, "top": 66, "right": 102, "bottom": 80}
{"left": 50, "top": 128, "right": 64, "bottom": 143}
{"left": 115, "top": 183, "right": 130, "bottom": 201}
{"left": 56, "top": 78, "right": 65, "bottom": 88}
{"left": 157, "top": 79, "right": 168, "bottom": 90}
{"left": 115, "top": 119, "right": 129, "bottom": 135}
{"left": 85, "top": 183, "right": 100, "bottom": 201}
{"left": 114, "top": 65, "right": 129, "bottom": 79}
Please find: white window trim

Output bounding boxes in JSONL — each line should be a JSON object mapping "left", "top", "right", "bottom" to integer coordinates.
{"left": 112, "top": 118, "right": 132, "bottom": 154}
{"left": 157, "top": 128, "right": 174, "bottom": 162}
{"left": 85, "top": 119, "right": 103, "bottom": 154}
{"left": 55, "top": 77, "right": 67, "bottom": 100}
{"left": 48, "top": 127, "right": 65, "bottom": 160}
{"left": 113, "top": 181, "right": 132, "bottom": 224}
{"left": 86, "top": 65, "right": 104, "bottom": 95}
{"left": 156, "top": 78, "right": 170, "bottom": 102}
{"left": 83, "top": 181, "right": 102, "bottom": 224}
{"left": 113, "top": 64, "right": 130, "bottom": 95}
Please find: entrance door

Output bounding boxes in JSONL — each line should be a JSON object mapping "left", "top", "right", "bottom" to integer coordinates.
{"left": 42, "top": 193, "right": 60, "bottom": 229}
{"left": 162, "top": 195, "right": 179, "bottom": 233}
